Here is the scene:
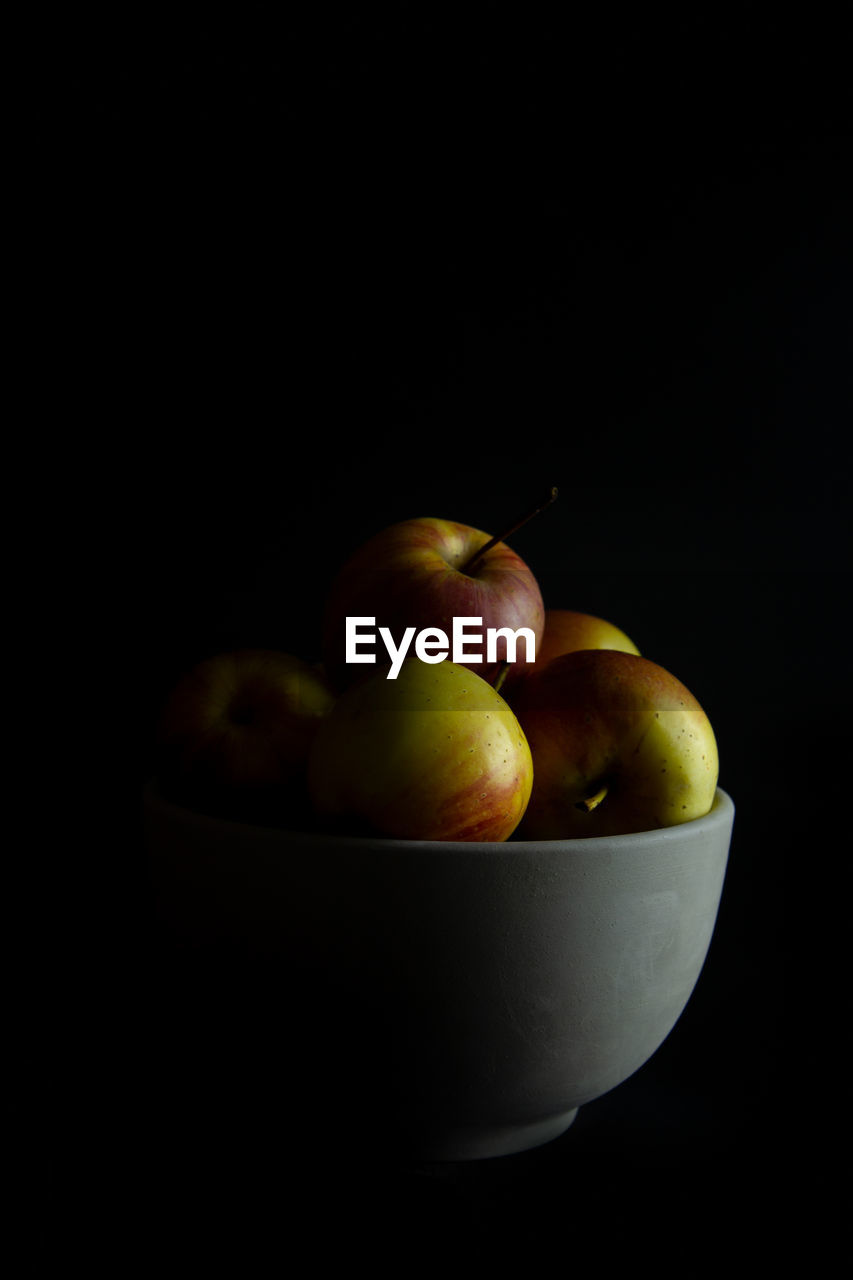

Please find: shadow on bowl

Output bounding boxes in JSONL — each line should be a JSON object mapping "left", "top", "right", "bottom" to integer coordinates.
{"left": 142, "top": 782, "right": 734, "bottom": 1161}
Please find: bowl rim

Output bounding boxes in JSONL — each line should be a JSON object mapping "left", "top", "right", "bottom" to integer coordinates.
{"left": 143, "top": 778, "right": 734, "bottom": 855}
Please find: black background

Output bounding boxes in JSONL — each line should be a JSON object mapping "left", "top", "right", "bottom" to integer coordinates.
{"left": 55, "top": 9, "right": 852, "bottom": 1270}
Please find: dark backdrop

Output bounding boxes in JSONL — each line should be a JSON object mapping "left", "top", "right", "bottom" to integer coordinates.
{"left": 64, "top": 11, "right": 853, "bottom": 1270}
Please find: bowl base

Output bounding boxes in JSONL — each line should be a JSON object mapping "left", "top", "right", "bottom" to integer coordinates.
{"left": 411, "top": 1106, "right": 579, "bottom": 1162}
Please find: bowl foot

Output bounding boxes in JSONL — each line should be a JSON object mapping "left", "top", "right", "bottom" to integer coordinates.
{"left": 411, "top": 1106, "right": 579, "bottom": 1162}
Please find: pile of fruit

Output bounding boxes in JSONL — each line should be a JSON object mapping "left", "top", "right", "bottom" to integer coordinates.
{"left": 155, "top": 501, "right": 719, "bottom": 842}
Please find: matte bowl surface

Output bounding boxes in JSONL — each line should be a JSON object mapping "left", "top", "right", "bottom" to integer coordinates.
{"left": 143, "top": 783, "right": 734, "bottom": 1160}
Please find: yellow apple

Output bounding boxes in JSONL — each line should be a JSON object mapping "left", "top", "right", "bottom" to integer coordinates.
{"left": 535, "top": 608, "right": 640, "bottom": 669}
{"left": 155, "top": 649, "right": 336, "bottom": 824}
{"left": 512, "top": 648, "right": 718, "bottom": 838}
{"left": 307, "top": 657, "right": 533, "bottom": 841}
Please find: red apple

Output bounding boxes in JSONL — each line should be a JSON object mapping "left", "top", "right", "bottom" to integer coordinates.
{"left": 155, "top": 649, "right": 336, "bottom": 825}
{"left": 308, "top": 657, "right": 533, "bottom": 841}
{"left": 321, "top": 516, "right": 545, "bottom": 692}
{"left": 512, "top": 648, "right": 718, "bottom": 839}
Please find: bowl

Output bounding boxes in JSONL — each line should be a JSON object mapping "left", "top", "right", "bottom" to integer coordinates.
{"left": 142, "top": 782, "right": 734, "bottom": 1161}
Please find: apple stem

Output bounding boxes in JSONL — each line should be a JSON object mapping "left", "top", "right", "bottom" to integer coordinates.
{"left": 493, "top": 661, "right": 509, "bottom": 694}
{"left": 576, "top": 784, "right": 608, "bottom": 813}
{"left": 459, "top": 486, "right": 559, "bottom": 576}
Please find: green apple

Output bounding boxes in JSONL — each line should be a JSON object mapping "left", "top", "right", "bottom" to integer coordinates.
{"left": 535, "top": 609, "right": 640, "bottom": 669}
{"left": 155, "top": 649, "right": 336, "bottom": 824}
{"left": 512, "top": 648, "right": 718, "bottom": 838}
{"left": 307, "top": 657, "right": 533, "bottom": 841}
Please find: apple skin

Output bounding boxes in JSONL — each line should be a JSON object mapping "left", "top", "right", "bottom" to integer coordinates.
{"left": 512, "top": 648, "right": 718, "bottom": 839}
{"left": 321, "top": 516, "right": 545, "bottom": 692}
{"left": 536, "top": 609, "right": 640, "bottom": 669}
{"left": 155, "top": 649, "right": 336, "bottom": 825}
{"left": 307, "top": 657, "right": 533, "bottom": 842}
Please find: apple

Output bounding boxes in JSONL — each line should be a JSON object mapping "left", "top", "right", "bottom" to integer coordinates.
{"left": 512, "top": 648, "right": 718, "bottom": 839}
{"left": 536, "top": 609, "right": 640, "bottom": 669}
{"left": 307, "top": 657, "right": 533, "bottom": 841}
{"left": 320, "top": 516, "right": 546, "bottom": 692}
{"left": 155, "top": 649, "right": 336, "bottom": 824}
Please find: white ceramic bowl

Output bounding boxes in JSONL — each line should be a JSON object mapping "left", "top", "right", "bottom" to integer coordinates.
{"left": 143, "top": 782, "right": 734, "bottom": 1161}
